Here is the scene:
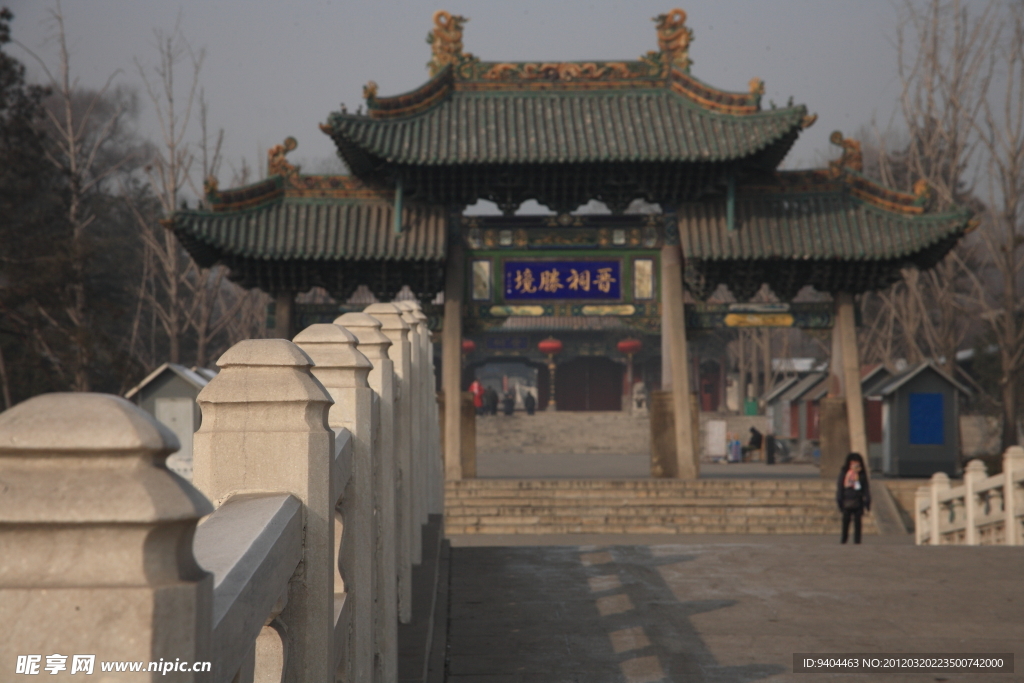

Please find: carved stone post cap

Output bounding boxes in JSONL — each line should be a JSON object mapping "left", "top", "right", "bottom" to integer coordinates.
{"left": 294, "top": 323, "right": 373, "bottom": 370}
{"left": 0, "top": 393, "right": 212, "bottom": 523}
{"left": 201, "top": 339, "right": 331, "bottom": 405}
{"left": 1005, "top": 445, "right": 1024, "bottom": 462}
{"left": 216, "top": 338, "right": 315, "bottom": 368}
{"left": 965, "top": 459, "right": 988, "bottom": 476}
{"left": 335, "top": 312, "right": 393, "bottom": 347}
{"left": 0, "top": 392, "right": 178, "bottom": 454}
{"left": 364, "top": 302, "right": 411, "bottom": 332}
{"left": 395, "top": 301, "right": 419, "bottom": 311}
{"left": 930, "top": 471, "right": 951, "bottom": 486}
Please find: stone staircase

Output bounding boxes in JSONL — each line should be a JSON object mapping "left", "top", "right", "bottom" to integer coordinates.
{"left": 445, "top": 479, "right": 878, "bottom": 535}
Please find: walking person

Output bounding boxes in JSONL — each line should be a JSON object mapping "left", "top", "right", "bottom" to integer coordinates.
{"left": 469, "top": 379, "right": 485, "bottom": 416}
{"left": 836, "top": 452, "right": 871, "bottom": 544}
{"left": 523, "top": 391, "right": 536, "bottom": 415}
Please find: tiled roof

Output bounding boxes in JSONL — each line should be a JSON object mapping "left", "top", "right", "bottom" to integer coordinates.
{"left": 325, "top": 88, "right": 807, "bottom": 169}
{"left": 678, "top": 187, "right": 970, "bottom": 262}
{"left": 172, "top": 175, "right": 446, "bottom": 267}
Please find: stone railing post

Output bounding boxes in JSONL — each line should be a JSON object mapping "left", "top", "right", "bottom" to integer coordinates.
{"left": 963, "top": 459, "right": 987, "bottom": 545}
{"left": 915, "top": 485, "right": 931, "bottom": 545}
{"left": 335, "top": 312, "right": 397, "bottom": 683}
{"left": 396, "top": 302, "right": 427, "bottom": 565}
{"left": 1005, "top": 446, "right": 1024, "bottom": 546}
{"left": 293, "top": 324, "right": 375, "bottom": 682}
{"left": 402, "top": 301, "right": 443, "bottom": 517}
{"left": 366, "top": 302, "right": 415, "bottom": 625}
{"left": 0, "top": 393, "right": 212, "bottom": 677}
{"left": 193, "top": 339, "right": 334, "bottom": 682}
{"left": 929, "top": 472, "right": 950, "bottom": 546}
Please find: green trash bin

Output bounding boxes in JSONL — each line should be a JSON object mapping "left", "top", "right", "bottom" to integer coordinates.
{"left": 743, "top": 399, "right": 758, "bottom": 415}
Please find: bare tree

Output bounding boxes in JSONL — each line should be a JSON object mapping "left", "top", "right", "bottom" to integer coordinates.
{"left": 955, "top": 1, "right": 1024, "bottom": 448}
{"left": 859, "top": 0, "right": 996, "bottom": 378}
{"left": 15, "top": 1, "right": 133, "bottom": 391}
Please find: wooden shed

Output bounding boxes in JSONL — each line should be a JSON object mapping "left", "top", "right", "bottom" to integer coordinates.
{"left": 867, "top": 361, "right": 970, "bottom": 477}
{"left": 124, "top": 363, "right": 213, "bottom": 480}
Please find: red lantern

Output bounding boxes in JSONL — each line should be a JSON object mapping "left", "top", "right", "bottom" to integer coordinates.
{"left": 461, "top": 339, "right": 476, "bottom": 353}
{"left": 537, "top": 338, "right": 563, "bottom": 356}
{"left": 617, "top": 338, "right": 642, "bottom": 355}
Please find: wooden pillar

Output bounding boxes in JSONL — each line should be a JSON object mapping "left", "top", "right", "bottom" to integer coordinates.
{"left": 442, "top": 227, "right": 464, "bottom": 480}
{"left": 660, "top": 242, "right": 698, "bottom": 479}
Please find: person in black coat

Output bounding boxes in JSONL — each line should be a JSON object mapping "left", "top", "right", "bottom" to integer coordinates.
{"left": 836, "top": 452, "right": 871, "bottom": 544}
{"left": 523, "top": 391, "right": 536, "bottom": 415}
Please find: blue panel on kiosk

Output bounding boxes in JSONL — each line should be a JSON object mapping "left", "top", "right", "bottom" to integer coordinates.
{"left": 503, "top": 260, "right": 621, "bottom": 300}
{"left": 909, "top": 392, "right": 944, "bottom": 445}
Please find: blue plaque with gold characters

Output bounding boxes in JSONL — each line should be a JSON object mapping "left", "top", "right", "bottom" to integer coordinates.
{"left": 503, "top": 260, "right": 621, "bottom": 300}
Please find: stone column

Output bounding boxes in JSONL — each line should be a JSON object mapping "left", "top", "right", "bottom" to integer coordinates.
{"left": 365, "top": 302, "right": 415, "bottom": 625}
{"left": 0, "top": 393, "right": 212, "bottom": 677}
{"left": 334, "top": 311, "right": 396, "bottom": 683}
{"left": 660, "top": 242, "right": 698, "bottom": 479}
{"left": 193, "top": 339, "right": 335, "bottom": 682}
{"left": 1005, "top": 446, "right": 1024, "bottom": 545}
{"left": 835, "top": 292, "right": 867, "bottom": 457}
{"left": 292, "top": 324, "right": 375, "bottom": 682}
{"left": 270, "top": 292, "right": 296, "bottom": 339}
{"left": 443, "top": 234, "right": 465, "bottom": 480}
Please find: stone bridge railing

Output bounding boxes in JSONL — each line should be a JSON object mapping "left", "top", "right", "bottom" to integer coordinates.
{"left": 0, "top": 302, "right": 442, "bottom": 682}
{"left": 916, "top": 447, "right": 1024, "bottom": 545}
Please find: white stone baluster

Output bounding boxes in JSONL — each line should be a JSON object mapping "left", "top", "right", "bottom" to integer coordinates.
{"left": 1005, "top": 446, "right": 1024, "bottom": 545}
{"left": 293, "top": 324, "right": 374, "bottom": 682}
{"left": 335, "top": 312, "right": 397, "bottom": 683}
{"left": 915, "top": 485, "right": 931, "bottom": 545}
{"left": 0, "top": 393, "right": 213, "bottom": 677}
{"left": 193, "top": 340, "right": 334, "bottom": 682}
{"left": 963, "top": 459, "right": 987, "bottom": 545}
{"left": 929, "top": 472, "right": 950, "bottom": 546}
{"left": 366, "top": 303, "right": 415, "bottom": 625}
{"left": 400, "top": 301, "right": 442, "bottom": 518}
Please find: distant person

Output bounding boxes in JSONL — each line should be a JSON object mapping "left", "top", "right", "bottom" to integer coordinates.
{"left": 836, "top": 452, "right": 871, "bottom": 544}
{"left": 502, "top": 391, "right": 515, "bottom": 416}
{"left": 764, "top": 433, "right": 776, "bottom": 465}
{"left": 469, "top": 379, "right": 484, "bottom": 416}
{"left": 484, "top": 386, "right": 499, "bottom": 416}
{"left": 523, "top": 391, "right": 536, "bottom": 415}
{"left": 742, "top": 426, "right": 763, "bottom": 460}
{"left": 632, "top": 381, "right": 647, "bottom": 410}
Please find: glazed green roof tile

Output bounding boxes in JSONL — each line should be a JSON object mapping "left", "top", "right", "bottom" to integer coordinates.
{"left": 172, "top": 175, "right": 446, "bottom": 268}
{"left": 325, "top": 88, "right": 807, "bottom": 169}
{"left": 678, "top": 188, "right": 970, "bottom": 261}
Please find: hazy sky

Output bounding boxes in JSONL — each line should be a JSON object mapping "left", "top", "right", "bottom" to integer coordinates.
{"left": 8, "top": 0, "right": 920, "bottom": 199}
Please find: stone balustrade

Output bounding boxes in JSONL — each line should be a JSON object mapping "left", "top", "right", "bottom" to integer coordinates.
{"left": 0, "top": 302, "right": 442, "bottom": 682}
{"left": 916, "top": 446, "right": 1024, "bottom": 545}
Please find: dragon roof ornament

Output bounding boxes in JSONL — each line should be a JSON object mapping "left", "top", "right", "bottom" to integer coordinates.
{"left": 653, "top": 8, "right": 694, "bottom": 72}
{"left": 427, "top": 10, "right": 475, "bottom": 77}
{"left": 267, "top": 136, "right": 299, "bottom": 178}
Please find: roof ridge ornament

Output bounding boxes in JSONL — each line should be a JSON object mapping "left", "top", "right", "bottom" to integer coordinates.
{"left": 653, "top": 8, "right": 694, "bottom": 73}
{"left": 268, "top": 136, "right": 299, "bottom": 178}
{"left": 427, "top": 10, "right": 474, "bottom": 77}
{"left": 828, "top": 131, "right": 863, "bottom": 174}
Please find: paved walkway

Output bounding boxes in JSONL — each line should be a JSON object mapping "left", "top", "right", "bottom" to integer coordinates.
{"left": 444, "top": 540, "right": 1023, "bottom": 682}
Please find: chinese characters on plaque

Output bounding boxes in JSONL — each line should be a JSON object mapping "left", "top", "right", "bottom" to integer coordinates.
{"left": 504, "top": 260, "right": 621, "bottom": 300}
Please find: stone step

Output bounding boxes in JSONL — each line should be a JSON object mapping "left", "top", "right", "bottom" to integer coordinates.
{"left": 447, "top": 479, "right": 832, "bottom": 490}
{"left": 446, "top": 504, "right": 846, "bottom": 516}
{"left": 443, "top": 478, "right": 875, "bottom": 536}
{"left": 445, "top": 522, "right": 862, "bottom": 535}
{"left": 446, "top": 493, "right": 838, "bottom": 504}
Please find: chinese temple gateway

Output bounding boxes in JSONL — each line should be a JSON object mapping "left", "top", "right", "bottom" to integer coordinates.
{"left": 173, "top": 9, "right": 972, "bottom": 479}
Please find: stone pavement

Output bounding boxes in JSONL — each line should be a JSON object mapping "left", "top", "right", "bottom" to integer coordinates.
{"left": 443, "top": 539, "right": 1023, "bottom": 682}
